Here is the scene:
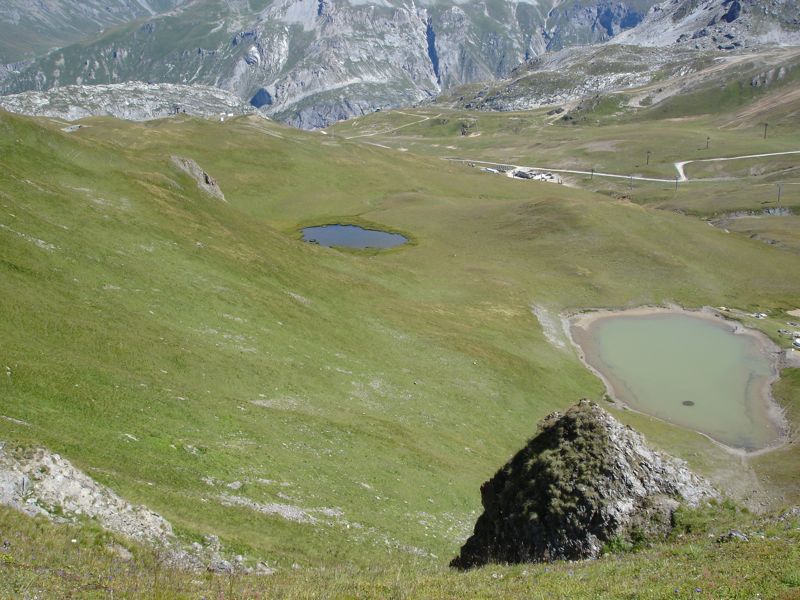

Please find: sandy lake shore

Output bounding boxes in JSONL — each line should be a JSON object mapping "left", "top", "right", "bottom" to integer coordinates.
{"left": 562, "top": 304, "right": 790, "bottom": 456}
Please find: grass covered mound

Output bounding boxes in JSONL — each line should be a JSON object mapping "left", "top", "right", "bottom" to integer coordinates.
{"left": 452, "top": 401, "right": 717, "bottom": 569}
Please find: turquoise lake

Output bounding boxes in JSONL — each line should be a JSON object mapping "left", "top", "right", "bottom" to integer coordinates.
{"left": 572, "top": 312, "right": 781, "bottom": 450}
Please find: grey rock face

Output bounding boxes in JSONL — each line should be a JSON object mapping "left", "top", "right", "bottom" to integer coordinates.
{"left": 171, "top": 156, "right": 227, "bottom": 203}
{"left": 440, "top": 42, "right": 703, "bottom": 113}
{"left": 0, "top": 442, "right": 174, "bottom": 544}
{"left": 542, "top": 0, "right": 652, "bottom": 50}
{"left": 612, "top": 0, "right": 800, "bottom": 49}
{"left": 4, "top": 0, "right": 795, "bottom": 128}
{"left": 0, "top": 0, "right": 661, "bottom": 128}
{"left": 451, "top": 400, "right": 718, "bottom": 569}
{"left": 0, "top": 82, "right": 254, "bottom": 122}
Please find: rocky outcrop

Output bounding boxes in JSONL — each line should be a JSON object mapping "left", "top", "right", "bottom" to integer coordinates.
{"left": 442, "top": 42, "right": 688, "bottom": 113}
{"left": 543, "top": 0, "right": 650, "bottom": 50}
{"left": 0, "top": 82, "right": 253, "bottom": 122}
{"left": 0, "top": 0, "right": 663, "bottom": 129}
{"left": 451, "top": 400, "right": 717, "bottom": 569}
{"left": 612, "top": 0, "right": 800, "bottom": 49}
{"left": 0, "top": 442, "right": 266, "bottom": 572}
{"left": 0, "top": 442, "right": 173, "bottom": 545}
{"left": 171, "top": 156, "right": 227, "bottom": 202}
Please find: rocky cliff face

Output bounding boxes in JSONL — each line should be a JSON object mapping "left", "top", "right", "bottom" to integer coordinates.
{"left": 451, "top": 400, "right": 718, "bottom": 569}
{"left": 542, "top": 0, "right": 656, "bottom": 50}
{"left": 612, "top": 0, "right": 800, "bottom": 49}
{"left": 0, "top": 0, "right": 659, "bottom": 128}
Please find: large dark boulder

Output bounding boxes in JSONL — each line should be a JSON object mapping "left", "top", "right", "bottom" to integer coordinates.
{"left": 723, "top": 0, "right": 741, "bottom": 23}
{"left": 451, "top": 400, "right": 717, "bottom": 569}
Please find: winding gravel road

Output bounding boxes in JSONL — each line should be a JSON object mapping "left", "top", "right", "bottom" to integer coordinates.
{"left": 445, "top": 150, "right": 800, "bottom": 184}
{"left": 673, "top": 151, "right": 800, "bottom": 182}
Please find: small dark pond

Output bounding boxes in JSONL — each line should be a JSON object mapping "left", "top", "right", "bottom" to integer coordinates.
{"left": 301, "top": 225, "right": 407, "bottom": 249}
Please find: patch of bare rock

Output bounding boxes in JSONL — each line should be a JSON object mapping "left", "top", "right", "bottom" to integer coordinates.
{"left": 0, "top": 442, "right": 267, "bottom": 573}
{"left": 0, "top": 442, "right": 172, "bottom": 544}
{"left": 171, "top": 156, "right": 226, "bottom": 202}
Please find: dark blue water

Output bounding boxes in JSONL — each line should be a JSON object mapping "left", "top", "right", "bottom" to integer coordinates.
{"left": 301, "top": 225, "right": 407, "bottom": 249}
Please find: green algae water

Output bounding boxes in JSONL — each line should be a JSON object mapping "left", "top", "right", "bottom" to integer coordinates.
{"left": 572, "top": 312, "right": 782, "bottom": 450}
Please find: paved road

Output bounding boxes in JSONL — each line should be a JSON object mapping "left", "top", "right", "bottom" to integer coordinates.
{"left": 444, "top": 158, "right": 679, "bottom": 183}
{"left": 445, "top": 150, "right": 800, "bottom": 185}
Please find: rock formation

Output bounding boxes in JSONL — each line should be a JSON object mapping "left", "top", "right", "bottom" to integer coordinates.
{"left": 0, "top": 441, "right": 252, "bottom": 571}
{"left": 612, "top": 0, "right": 800, "bottom": 49}
{"left": 171, "top": 156, "right": 227, "bottom": 202}
{"left": 0, "top": 82, "right": 253, "bottom": 122}
{"left": 0, "top": 442, "right": 173, "bottom": 544}
{"left": 451, "top": 400, "right": 718, "bottom": 569}
{"left": 0, "top": 0, "right": 662, "bottom": 129}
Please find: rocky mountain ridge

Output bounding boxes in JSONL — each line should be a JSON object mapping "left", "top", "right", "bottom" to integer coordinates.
{"left": 1, "top": 0, "right": 798, "bottom": 128}
{"left": 613, "top": 0, "right": 800, "bottom": 49}
{"left": 0, "top": 0, "right": 185, "bottom": 62}
{"left": 437, "top": 32, "right": 800, "bottom": 115}
{"left": 0, "top": 0, "right": 660, "bottom": 128}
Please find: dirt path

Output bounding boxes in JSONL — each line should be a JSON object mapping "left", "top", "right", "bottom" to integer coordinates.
{"left": 725, "top": 85, "right": 800, "bottom": 127}
{"left": 624, "top": 47, "right": 800, "bottom": 109}
{"left": 674, "top": 150, "right": 800, "bottom": 182}
{"left": 345, "top": 112, "right": 440, "bottom": 140}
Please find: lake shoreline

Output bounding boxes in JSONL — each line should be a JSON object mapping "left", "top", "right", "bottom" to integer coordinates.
{"left": 562, "top": 304, "right": 790, "bottom": 457}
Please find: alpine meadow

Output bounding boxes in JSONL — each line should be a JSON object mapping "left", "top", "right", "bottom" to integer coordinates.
{"left": 1, "top": 0, "right": 800, "bottom": 598}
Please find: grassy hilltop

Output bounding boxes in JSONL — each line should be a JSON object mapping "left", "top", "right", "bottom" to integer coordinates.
{"left": 0, "top": 76, "right": 799, "bottom": 596}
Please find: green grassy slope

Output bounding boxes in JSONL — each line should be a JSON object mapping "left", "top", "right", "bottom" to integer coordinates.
{"left": 330, "top": 61, "right": 800, "bottom": 217}
{"left": 2, "top": 502, "right": 799, "bottom": 598}
{"left": 1, "top": 94, "right": 799, "bottom": 592}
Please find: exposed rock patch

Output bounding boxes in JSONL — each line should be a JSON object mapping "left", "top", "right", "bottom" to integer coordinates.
{"left": 451, "top": 400, "right": 718, "bottom": 569}
{"left": 614, "top": 0, "right": 800, "bottom": 50}
{"left": 0, "top": 83, "right": 253, "bottom": 122}
{"left": 218, "top": 492, "right": 345, "bottom": 525}
{"left": 531, "top": 304, "right": 567, "bottom": 350}
{"left": 0, "top": 442, "right": 266, "bottom": 572}
{"left": 171, "top": 156, "right": 227, "bottom": 202}
{"left": 0, "top": 442, "right": 172, "bottom": 545}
